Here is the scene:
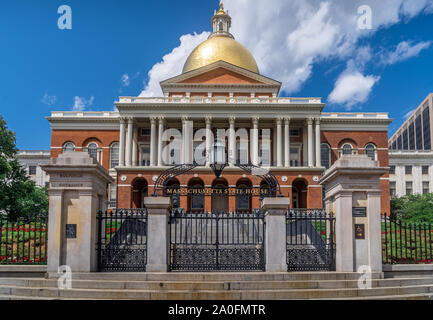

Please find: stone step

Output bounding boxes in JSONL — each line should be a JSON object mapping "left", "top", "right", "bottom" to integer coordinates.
{"left": 1, "top": 277, "right": 433, "bottom": 291}
{"left": 1, "top": 284, "right": 433, "bottom": 300}
{"left": 45, "top": 272, "right": 383, "bottom": 282}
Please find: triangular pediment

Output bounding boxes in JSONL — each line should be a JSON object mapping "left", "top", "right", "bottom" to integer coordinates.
{"left": 160, "top": 61, "right": 281, "bottom": 87}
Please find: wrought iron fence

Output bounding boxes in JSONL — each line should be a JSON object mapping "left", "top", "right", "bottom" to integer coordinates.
{"left": 0, "top": 213, "right": 48, "bottom": 265}
{"left": 169, "top": 210, "right": 265, "bottom": 271}
{"left": 286, "top": 209, "right": 335, "bottom": 271}
{"left": 382, "top": 215, "right": 433, "bottom": 264}
{"left": 97, "top": 209, "right": 148, "bottom": 272}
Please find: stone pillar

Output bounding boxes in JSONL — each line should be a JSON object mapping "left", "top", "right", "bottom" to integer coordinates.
{"left": 315, "top": 118, "right": 321, "bottom": 168}
{"left": 150, "top": 117, "right": 157, "bottom": 167}
{"left": 307, "top": 118, "right": 314, "bottom": 167}
{"left": 125, "top": 118, "right": 133, "bottom": 167}
{"left": 284, "top": 118, "right": 290, "bottom": 167}
{"left": 205, "top": 116, "right": 212, "bottom": 167}
{"left": 319, "top": 154, "right": 388, "bottom": 273}
{"left": 276, "top": 118, "right": 283, "bottom": 167}
{"left": 335, "top": 191, "right": 354, "bottom": 272}
{"left": 229, "top": 116, "right": 236, "bottom": 166}
{"left": 262, "top": 198, "right": 291, "bottom": 272}
{"left": 157, "top": 117, "right": 165, "bottom": 167}
{"left": 143, "top": 197, "right": 172, "bottom": 272}
{"left": 41, "top": 152, "right": 113, "bottom": 274}
{"left": 252, "top": 116, "right": 259, "bottom": 166}
{"left": 119, "top": 118, "right": 126, "bottom": 167}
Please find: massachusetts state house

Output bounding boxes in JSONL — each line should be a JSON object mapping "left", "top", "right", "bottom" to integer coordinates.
{"left": 48, "top": 3, "right": 392, "bottom": 214}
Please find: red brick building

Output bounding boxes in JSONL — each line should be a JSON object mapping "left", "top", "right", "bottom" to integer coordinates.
{"left": 48, "top": 5, "right": 391, "bottom": 214}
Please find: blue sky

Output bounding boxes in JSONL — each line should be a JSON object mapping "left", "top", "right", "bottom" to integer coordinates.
{"left": 0, "top": 0, "right": 432, "bottom": 150}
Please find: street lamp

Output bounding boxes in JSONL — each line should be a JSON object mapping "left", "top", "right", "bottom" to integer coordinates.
{"left": 210, "top": 138, "right": 227, "bottom": 178}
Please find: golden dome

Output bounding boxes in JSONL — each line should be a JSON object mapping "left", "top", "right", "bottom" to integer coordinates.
{"left": 182, "top": 35, "right": 259, "bottom": 74}
{"left": 217, "top": 1, "right": 226, "bottom": 15}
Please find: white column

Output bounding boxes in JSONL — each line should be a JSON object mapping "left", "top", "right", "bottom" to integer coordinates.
{"left": 132, "top": 128, "right": 138, "bottom": 167}
{"left": 284, "top": 118, "right": 290, "bottom": 167}
{"left": 413, "top": 165, "right": 422, "bottom": 194}
{"left": 307, "top": 118, "right": 314, "bottom": 167}
{"left": 276, "top": 118, "right": 283, "bottom": 167}
{"left": 182, "top": 116, "right": 192, "bottom": 164}
{"left": 150, "top": 117, "right": 157, "bottom": 167}
{"left": 157, "top": 117, "right": 165, "bottom": 167}
{"left": 125, "top": 118, "right": 133, "bottom": 167}
{"left": 205, "top": 116, "right": 212, "bottom": 167}
{"left": 335, "top": 192, "right": 354, "bottom": 272}
{"left": 315, "top": 118, "right": 321, "bottom": 168}
{"left": 252, "top": 117, "right": 259, "bottom": 166}
{"left": 119, "top": 118, "right": 126, "bottom": 167}
{"left": 229, "top": 116, "right": 236, "bottom": 166}
{"left": 395, "top": 165, "right": 405, "bottom": 197}
{"left": 367, "top": 191, "right": 383, "bottom": 272}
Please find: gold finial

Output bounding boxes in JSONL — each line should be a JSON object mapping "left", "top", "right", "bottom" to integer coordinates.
{"left": 217, "top": 1, "right": 226, "bottom": 15}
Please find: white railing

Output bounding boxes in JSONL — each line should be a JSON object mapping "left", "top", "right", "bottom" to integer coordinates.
{"left": 117, "top": 97, "right": 322, "bottom": 104}
{"left": 50, "top": 111, "right": 119, "bottom": 118}
{"left": 321, "top": 112, "right": 389, "bottom": 119}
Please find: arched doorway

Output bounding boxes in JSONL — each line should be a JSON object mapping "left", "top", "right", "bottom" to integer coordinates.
{"left": 165, "top": 178, "right": 180, "bottom": 209}
{"left": 292, "top": 178, "right": 308, "bottom": 209}
{"left": 188, "top": 178, "right": 205, "bottom": 213}
{"left": 236, "top": 178, "right": 252, "bottom": 213}
{"left": 212, "top": 178, "right": 228, "bottom": 212}
{"left": 132, "top": 178, "right": 148, "bottom": 208}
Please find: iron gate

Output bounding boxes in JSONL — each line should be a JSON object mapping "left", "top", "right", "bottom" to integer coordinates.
{"left": 286, "top": 209, "right": 335, "bottom": 271}
{"left": 97, "top": 209, "right": 148, "bottom": 272}
{"left": 169, "top": 210, "right": 265, "bottom": 271}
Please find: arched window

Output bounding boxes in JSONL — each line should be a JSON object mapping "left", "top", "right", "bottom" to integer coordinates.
{"left": 219, "top": 22, "right": 224, "bottom": 31}
{"left": 87, "top": 143, "right": 98, "bottom": 160}
{"left": 63, "top": 142, "right": 75, "bottom": 153}
{"left": 236, "top": 179, "right": 252, "bottom": 212}
{"left": 342, "top": 144, "right": 353, "bottom": 155}
{"left": 365, "top": 143, "right": 376, "bottom": 161}
{"left": 189, "top": 179, "right": 204, "bottom": 212}
{"left": 166, "top": 179, "right": 180, "bottom": 209}
{"left": 320, "top": 144, "right": 331, "bottom": 169}
{"left": 110, "top": 142, "right": 119, "bottom": 168}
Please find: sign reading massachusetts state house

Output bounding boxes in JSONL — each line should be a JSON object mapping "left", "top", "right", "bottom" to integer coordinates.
{"left": 165, "top": 187, "right": 270, "bottom": 196}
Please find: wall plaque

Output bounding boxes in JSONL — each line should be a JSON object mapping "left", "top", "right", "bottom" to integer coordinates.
{"left": 65, "top": 224, "right": 77, "bottom": 239}
{"left": 355, "top": 224, "right": 365, "bottom": 240}
{"left": 352, "top": 207, "right": 367, "bottom": 217}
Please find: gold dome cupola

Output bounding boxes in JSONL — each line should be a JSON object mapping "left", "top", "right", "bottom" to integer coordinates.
{"left": 210, "top": 1, "right": 233, "bottom": 39}
{"left": 182, "top": 2, "right": 259, "bottom": 74}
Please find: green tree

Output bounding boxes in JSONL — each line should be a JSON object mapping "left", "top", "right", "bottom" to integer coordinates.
{"left": 391, "top": 193, "right": 433, "bottom": 224}
{"left": 0, "top": 115, "right": 48, "bottom": 220}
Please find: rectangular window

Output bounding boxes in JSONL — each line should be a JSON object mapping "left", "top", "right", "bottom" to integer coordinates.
{"left": 140, "top": 144, "right": 150, "bottom": 166}
{"left": 392, "top": 141, "right": 397, "bottom": 150}
{"left": 403, "top": 128, "right": 408, "bottom": 150}
{"left": 389, "top": 166, "right": 395, "bottom": 174}
{"left": 289, "top": 129, "right": 300, "bottom": 137}
{"left": 140, "top": 128, "right": 151, "bottom": 137}
{"left": 422, "top": 166, "right": 429, "bottom": 175}
{"left": 406, "top": 182, "right": 413, "bottom": 195}
{"left": 29, "top": 166, "right": 37, "bottom": 175}
{"left": 390, "top": 181, "right": 396, "bottom": 197}
{"left": 409, "top": 122, "right": 415, "bottom": 150}
{"left": 405, "top": 166, "right": 412, "bottom": 174}
{"left": 423, "top": 182, "right": 430, "bottom": 194}
{"left": 416, "top": 115, "right": 423, "bottom": 150}
{"left": 423, "top": 107, "right": 431, "bottom": 150}
{"left": 290, "top": 148, "right": 300, "bottom": 167}
{"left": 109, "top": 185, "right": 117, "bottom": 208}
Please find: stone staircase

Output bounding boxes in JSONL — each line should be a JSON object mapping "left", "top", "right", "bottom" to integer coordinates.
{"left": 1, "top": 272, "right": 433, "bottom": 300}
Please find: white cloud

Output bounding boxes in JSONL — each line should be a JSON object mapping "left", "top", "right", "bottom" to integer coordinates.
{"left": 328, "top": 70, "right": 380, "bottom": 107}
{"left": 139, "top": 32, "right": 210, "bottom": 97}
{"left": 73, "top": 96, "right": 94, "bottom": 111}
{"left": 139, "top": 0, "right": 433, "bottom": 99}
{"left": 380, "top": 41, "right": 431, "bottom": 65}
{"left": 41, "top": 93, "right": 56, "bottom": 106}
{"left": 121, "top": 74, "right": 130, "bottom": 87}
